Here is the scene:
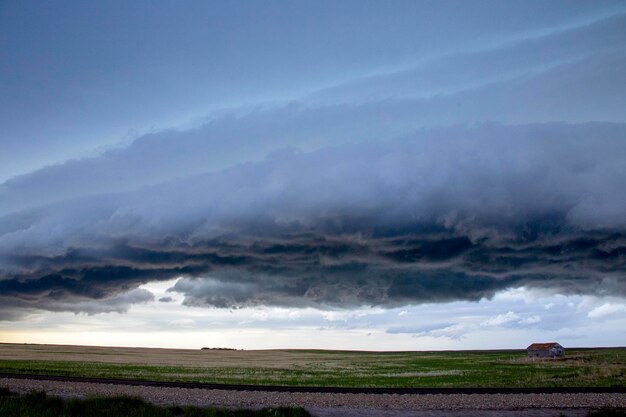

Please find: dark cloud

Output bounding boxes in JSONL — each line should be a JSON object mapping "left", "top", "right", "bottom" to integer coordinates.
{"left": 1, "top": 122, "right": 626, "bottom": 315}
{"left": 158, "top": 296, "right": 173, "bottom": 303}
{"left": 0, "top": 288, "right": 154, "bottom": 321}
{"left": 166, "top": 230, "right": 626, "bottom": 309}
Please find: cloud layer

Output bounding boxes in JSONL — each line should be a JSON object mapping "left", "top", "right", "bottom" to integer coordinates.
{"left": 1, "top": 123, "right": 625, "bottom": 317}
{"left": 2, "top": 11, "right": 626, "bottom": 320}
{"left": 2, "top": 13, "right": 625, "bottom": 216}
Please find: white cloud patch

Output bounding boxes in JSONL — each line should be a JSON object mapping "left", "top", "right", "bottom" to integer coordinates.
{"left": 481, "top": 311, "right": 541, "bottom": 328}
{"left": 386, "top": 322, "right": 466, "bottom": 340}
{"left": 588, "top": 302, "right": 626, "bottom": 318}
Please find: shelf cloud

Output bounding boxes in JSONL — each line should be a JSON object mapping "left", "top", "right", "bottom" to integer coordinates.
{"left": 1, "top": 122, "right": 625, "bottom": 317}
{"left": 2, "top": 7, "right": 626, "bottom": 329}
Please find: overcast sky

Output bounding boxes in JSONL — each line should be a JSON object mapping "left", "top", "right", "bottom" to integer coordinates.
{"left": 1, "top": 0, "right": 625, "bottom": 350}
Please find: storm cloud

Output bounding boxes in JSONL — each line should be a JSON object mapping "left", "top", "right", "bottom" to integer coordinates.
{"left": 2, "top": 5, "right": 626, "bottom": 321}
{"left": 1, "top": 122, "right": 625, "bottom": 316}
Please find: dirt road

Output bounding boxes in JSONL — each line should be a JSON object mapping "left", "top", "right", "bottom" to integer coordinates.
{"left": 1, "top": 376, "right": 624, "bottom": 416}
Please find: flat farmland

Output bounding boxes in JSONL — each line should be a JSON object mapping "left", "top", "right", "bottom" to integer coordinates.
{"left": 0, "top": 343, "right": 623, "bottom": 388}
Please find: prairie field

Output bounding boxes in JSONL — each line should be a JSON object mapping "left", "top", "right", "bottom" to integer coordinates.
{"left": 0, "top": 343, "right": 624, "bottom": 388}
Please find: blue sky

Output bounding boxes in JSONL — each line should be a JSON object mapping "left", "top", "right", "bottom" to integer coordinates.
{"left": 0, "top": 1, "right": 625, "bottom": 349}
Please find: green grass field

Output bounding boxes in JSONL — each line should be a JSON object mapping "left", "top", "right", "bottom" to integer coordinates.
{"left": 0, "top": 344, "right": 624, "bottom": 388}
{"left": 0, "top": 388, "right": 310, "bottom": 417}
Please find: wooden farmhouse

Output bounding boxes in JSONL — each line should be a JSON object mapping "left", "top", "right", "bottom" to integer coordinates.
{"left": 526, "top": 342, "right": 564, "bottom": 358}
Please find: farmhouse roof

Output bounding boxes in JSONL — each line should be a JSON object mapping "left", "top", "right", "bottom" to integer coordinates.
{"left": 526, "top": 342, "right": 561, "bottom": 350}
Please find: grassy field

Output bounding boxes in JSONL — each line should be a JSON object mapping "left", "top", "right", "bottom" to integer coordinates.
{"left": 0, "top": 343, "right": 624, "bottom": 388}
{"left": 0, "top": 388, "right": 310, "bottom": 417}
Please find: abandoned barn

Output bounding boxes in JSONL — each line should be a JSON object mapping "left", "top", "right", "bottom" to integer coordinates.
{"left": 526, "top": 342, "right": 565, "bottom": 358}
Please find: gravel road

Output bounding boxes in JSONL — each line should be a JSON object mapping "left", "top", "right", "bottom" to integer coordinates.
{"left": 1, "top": 377, "right": 624, "bottom": 417}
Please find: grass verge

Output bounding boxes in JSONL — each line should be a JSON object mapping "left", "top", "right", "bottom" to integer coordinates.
{"left": 0, "top": 389, "right": 310, "bottom": 417}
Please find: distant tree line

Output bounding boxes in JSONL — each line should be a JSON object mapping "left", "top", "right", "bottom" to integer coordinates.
{"left": 200, "top": 347, "right": 241, "bottom": 350}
